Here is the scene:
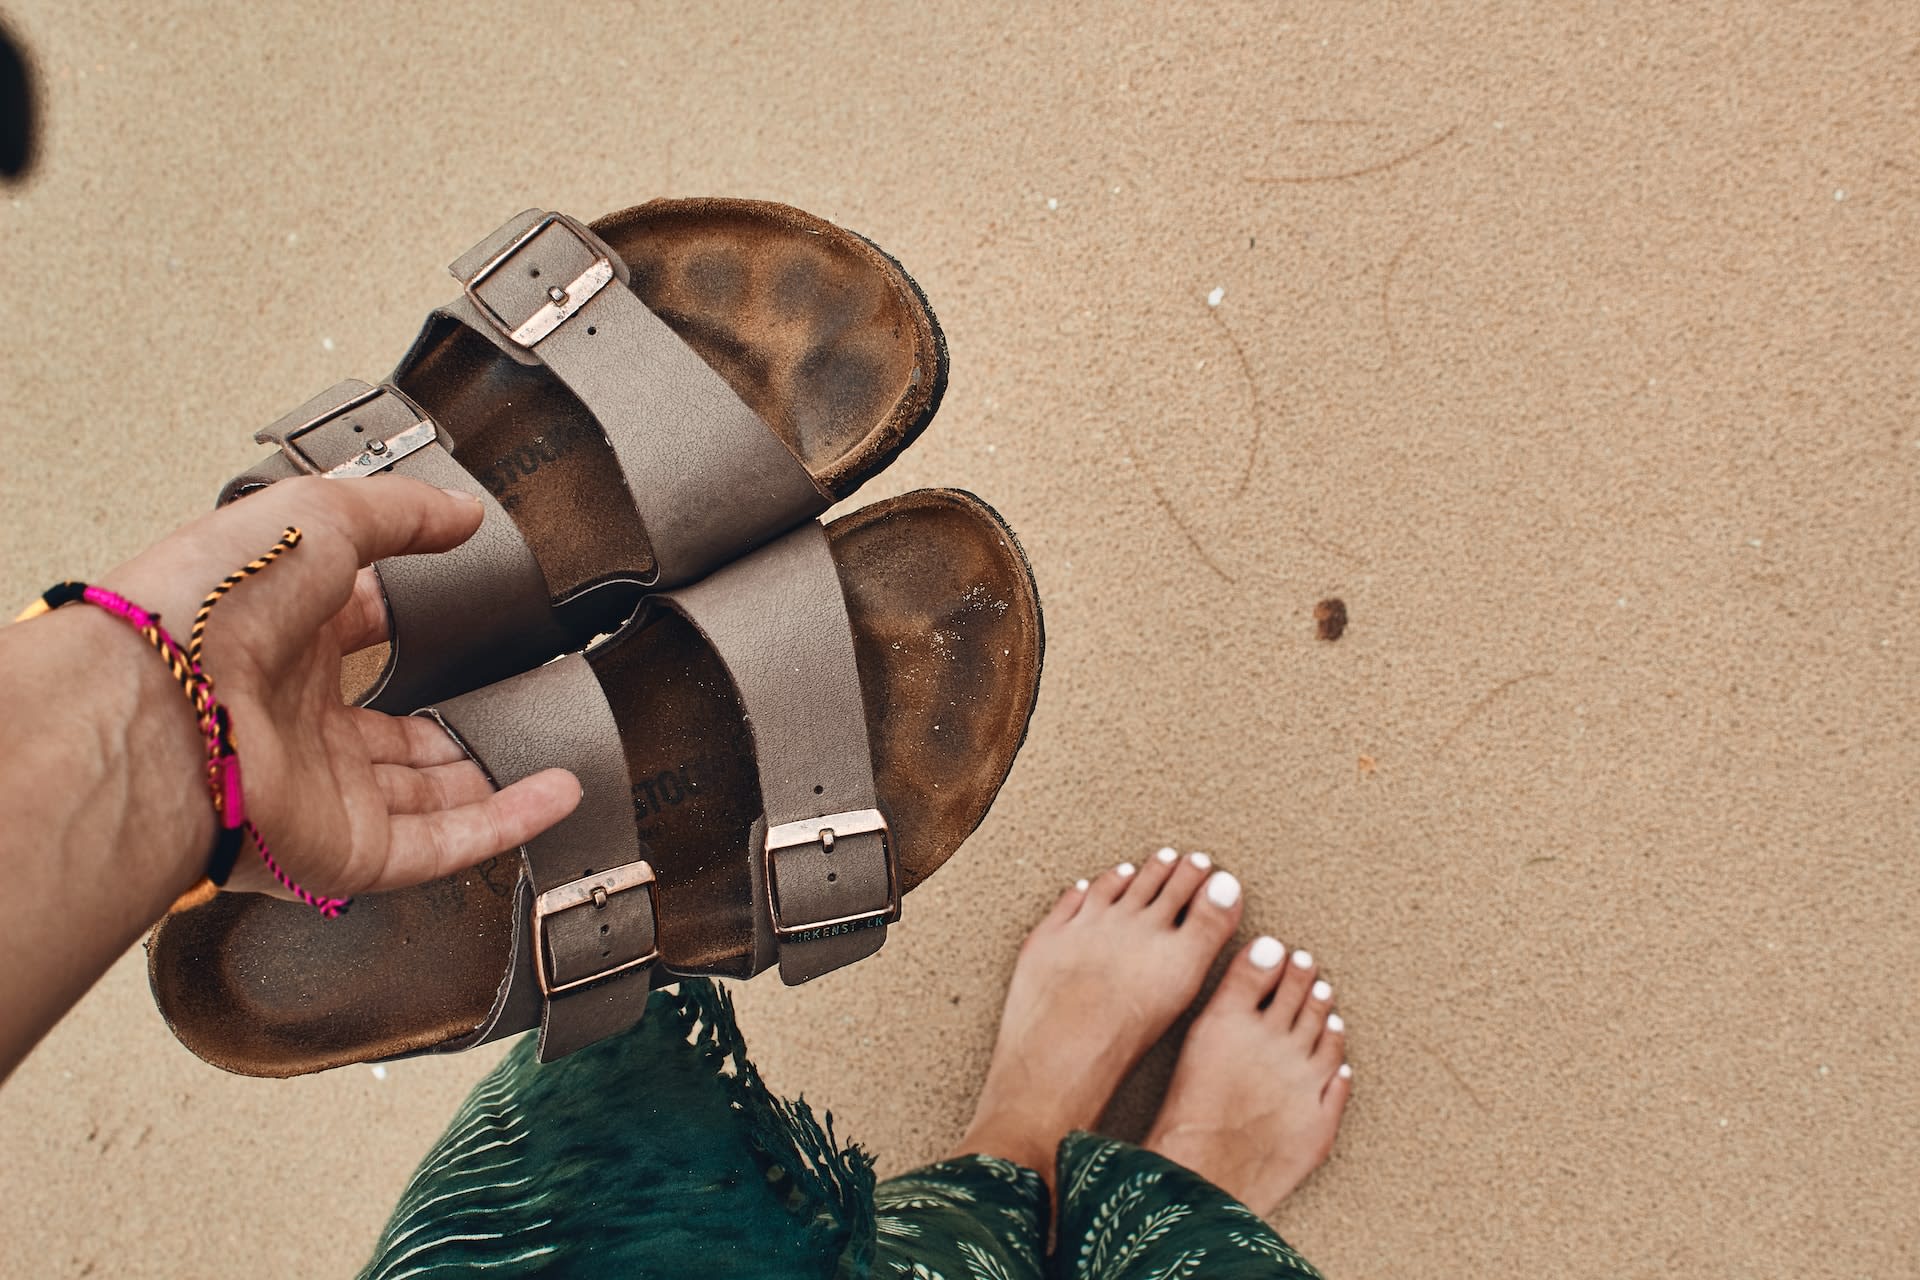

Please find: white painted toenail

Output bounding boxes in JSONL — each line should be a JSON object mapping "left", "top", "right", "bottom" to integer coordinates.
{"left": 1205, "top": 870, "right": 1241, "bottom": 907}
{"left": 1312, "top": 979, "right": 1332, "bottom": 1002}
{"left": 1326, "top": 1013, "right": 1345, "bottom": 1034}
{"left": 1117, "top": 863, "right": 1136, "bottom": 877}
{"left": 1189, "top": 851, "right": 1212, "bottom": 870}
{"left": 1156, "top": 847, "right": 1178, "bottom": 863}
{"left": 1075, "top": 879, "right": 1089, "bottom": 892}
{"left": 1249, "top": 935, "right": 1284, "bottom": 969}
{"left": 1338, "top": 1063, "right": 1352, "bottom": 1080}
{"left": 1292, "top": 950, "right": 1314, "bottom": 969}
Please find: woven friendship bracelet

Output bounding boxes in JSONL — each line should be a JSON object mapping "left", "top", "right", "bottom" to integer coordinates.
{"left": 15, "top": 528, "right": 350, "bottom": 919}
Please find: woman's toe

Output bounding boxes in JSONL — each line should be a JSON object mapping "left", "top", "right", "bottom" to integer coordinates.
{"left": 1268, "top": 947, "right": 1317, "bottom": 1018}
{"left": 1086, "top": 862, "right": 1135, "bottom": 905}
{"left": 1292, "top": 974, "right": 1333, "bottom": 1043}
{"left": 1040, "top": 878, "right": 1090, "bottom": 929}
{"left": 1121, "top": 845, "right": 1180, "bottom": 905}
{"left": 1179, "top": 868, "right": 1245, "bottom": 946}
{"left": 1216, "top": 934, "right": 1289, "bottom": 1005}
{"left": 1149, "top": 850, "right": 1213, "bottom": 918}
{"left": 1323, "top": 1060, "right": 1354, "bottom": 1109}
{"left": 1312, "top": 1009, "right": 1347, "bottom": 1065}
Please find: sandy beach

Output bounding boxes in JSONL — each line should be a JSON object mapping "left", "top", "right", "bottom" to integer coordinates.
{"left": 1, "top": 3, "right": 1915, "bottom": 1276}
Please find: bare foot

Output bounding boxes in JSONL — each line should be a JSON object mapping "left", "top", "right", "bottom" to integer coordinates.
{"left": 950, "top": 847, "right": 1245, "bottom": 1183}
{"left": 1144, "top": 937, "right": 1353, "bottom": 1215}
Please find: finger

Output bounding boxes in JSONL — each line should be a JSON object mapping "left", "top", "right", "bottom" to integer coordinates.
{"left": 375, "top": 759, "right": 495, "bottom": 816}
{"left": 373, "top": 768, "right": 580, "bottom": 890}
{"left": 275, "top": 474, "right": 485, "bottom": 571}
{"left": 351, "top": 707, "right": 475, "bottom": 768}
{"left": 127, "top": 477, "right": 485, "bottom": 644}
{"left": 334, "top": 566, "right": 392, "bottom": 654}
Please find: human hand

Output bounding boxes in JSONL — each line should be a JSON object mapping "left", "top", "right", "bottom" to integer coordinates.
{"left": 98, "top": 474, "right": 580, "bottom": 902}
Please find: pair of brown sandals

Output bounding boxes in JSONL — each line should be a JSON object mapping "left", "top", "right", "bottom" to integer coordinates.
{"left": 147, "top": 200, "right": 1044, "bottom": 1076}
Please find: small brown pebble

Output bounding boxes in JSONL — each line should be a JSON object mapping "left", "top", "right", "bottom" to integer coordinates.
{"left": 1315, "top": 597, "right": 1348, "bottom": 641}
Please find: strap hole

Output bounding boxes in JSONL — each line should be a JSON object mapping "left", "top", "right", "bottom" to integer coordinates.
{"left": 351, "top": 424, "right": 364, "bottom": 433}
{"left": 827, "top": 872, "right": 838, "bottom": 883}
{"left": 813, "top": 784, "right": 824, "bottom": 795}
{"left": 529, "top": 266, "right": 541, "bottom": 279}
{"left": 599, "top": 923, "right": 609, "bottom": 935}
{"left": 586, "top": 325, "right": 597, "bottom": 336}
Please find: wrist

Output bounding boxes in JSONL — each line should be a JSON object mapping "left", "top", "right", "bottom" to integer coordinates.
{"left": 8, "top": 605, "right": 214, "bottom": 910}
{"left": 0, "top": 599, "right": 216, "bottom": 1080}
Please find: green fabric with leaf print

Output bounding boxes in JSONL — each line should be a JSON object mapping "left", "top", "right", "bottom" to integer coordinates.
{"left": 357, "top": 980, "right": 1320, "bottom": 1280}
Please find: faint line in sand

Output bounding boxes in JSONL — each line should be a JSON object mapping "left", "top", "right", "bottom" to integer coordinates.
{"left": 1122, "top": 426, "right": 1235, "bottom": 584}
{"left": 1436, "top": 670, "right": 1555, "bottom": 754}
{"left": 1247, "top": 124, "right": 1460, "bottom": 185}
{"left": 1380, "top": 229, "right": 1421, "bottom": 365}
{"left": 1297, "top": 528, "right": 1366, "bottom": 567}
{"left": 1419, "top": 1039, "right": 1492, "bottom": 1115}
{"left": 1205, "top": 313, "right": 1366, "bottom": 566}
{"left": 1212, "top": 309, "right": 1270, "bottom": 500}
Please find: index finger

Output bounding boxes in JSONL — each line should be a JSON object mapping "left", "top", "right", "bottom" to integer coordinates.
{"left": 280, "top": 474, "right": 486, "bottom": 570}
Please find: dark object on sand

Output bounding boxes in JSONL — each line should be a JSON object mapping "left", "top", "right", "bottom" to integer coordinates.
{"left": 0, "top": 18, "right": 32, "bottom": 179}
{"left": 1315, "top": 597, "right": 1348, "bottom": 641}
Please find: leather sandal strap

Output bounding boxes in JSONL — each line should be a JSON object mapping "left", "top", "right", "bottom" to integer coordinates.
{"left": 241, "top": 379, "right": 569, "bottom": 713}
{"left": 439, "top": 210, "right": 830, "bottom": 589}
{"left": 424, "top": 654, "right": 660, "bottom": 1062}
{"left": 650, "top": 521, "right": 895, "bottom": 985}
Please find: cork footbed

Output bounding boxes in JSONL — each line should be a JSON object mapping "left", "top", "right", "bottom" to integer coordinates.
{"left": 395, "top": 196, "right": 946, "bottom": 618}
{"left": 147, "top": 490, "right": 1043, "bottom": 1077}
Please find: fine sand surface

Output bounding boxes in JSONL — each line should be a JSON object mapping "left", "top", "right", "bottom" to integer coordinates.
{"left": 2, "top": 4, "right": 1915, "bottom": 1276}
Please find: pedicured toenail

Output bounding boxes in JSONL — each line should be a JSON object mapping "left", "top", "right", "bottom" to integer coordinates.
{"left": 1292, "top": 950, "right": 1314, "bottom": 969}
{"left": 1338, "top": 1063, "right": 1353, "bottom": 1080}
{"left": 1117, "top": 862, "right": 1137, "bottom": 877}
{"left": 1189, "top": 851, "right": 1211, "bottom": 869}
{"left": 1075, "top": 878, "right": 1090, "bottom": 892}
{"left": 1312, "top": 979, "right": 1332, "bottom": 1002}
{"left": 1249, "top": 936, "right": 1284, "bottom": 969}
{"left": 1205, "top": 870, "right": 1241, "bottom": 907}
{"left": 1326, "top": 1013, "right": 1345, "bottom": 1034}
{"left": 1156, "top": 847, "right": 1179, "bottom": 863}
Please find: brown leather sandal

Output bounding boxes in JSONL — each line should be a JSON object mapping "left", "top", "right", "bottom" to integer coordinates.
{"left": 147, "top": 489, "right": 1042, "bottom": 1076}
{"left": 230, "top": 199, "right": 946, "bottom": 712}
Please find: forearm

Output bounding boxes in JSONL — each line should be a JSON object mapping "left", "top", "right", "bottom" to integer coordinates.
{"left": 0, "top": 606, "right": 208, "bottom": 1080}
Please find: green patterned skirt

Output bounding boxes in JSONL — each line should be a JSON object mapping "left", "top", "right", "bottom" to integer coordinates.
{"left": 358, "top": 982, "right": 1322, "bottom": 1279}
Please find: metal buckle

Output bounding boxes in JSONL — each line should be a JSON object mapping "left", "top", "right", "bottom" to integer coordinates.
{"left": 275, "top": 386, "right": 439, "bottom": 479}
{"left": 764, "top": 807, "right": 900, "bottom": 940}
{"left": 531, "top": 860, "right": 660, "bottom": 996}
{"left": 463, "top": 213, "right": 614, "bottom": 348}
